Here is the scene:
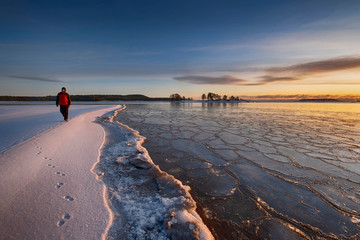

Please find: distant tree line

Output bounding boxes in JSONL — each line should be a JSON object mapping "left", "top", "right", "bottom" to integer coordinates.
{"left": 201, "top": 93, "right": 241, "bottom": 101}
{"left": 0, "top": 94, "right": 170, "bottom": 101}
{"left": 0, "top": 96, "right": 56, "bottom": 101}
{"left": 169, "top": 93, "right": 193, "bottom": 101}
{"left": 1, "top": 93, "right": 246, "bottom": 102}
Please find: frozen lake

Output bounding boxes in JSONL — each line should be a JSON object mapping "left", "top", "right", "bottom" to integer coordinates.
{"left": 116, "top": 102, "right": 360, "bottom": 239}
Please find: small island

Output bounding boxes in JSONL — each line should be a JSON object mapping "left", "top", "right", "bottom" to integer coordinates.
{"left": 170, "top": 92, "right": 249, "bottom": 102}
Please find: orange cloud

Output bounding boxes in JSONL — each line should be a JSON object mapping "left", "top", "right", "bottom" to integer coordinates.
{"left": 173, "top": 56, "right": 360, "bottom": 86}
{"left": 267, "top": 57, "right": 360, "bottom": 75}
{"left": 255, "top": 56, "right": 360, "bottom": 85}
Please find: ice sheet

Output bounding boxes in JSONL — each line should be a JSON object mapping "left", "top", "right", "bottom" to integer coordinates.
{"left": 116, "top": 102, "right": 360, "bottom": 239}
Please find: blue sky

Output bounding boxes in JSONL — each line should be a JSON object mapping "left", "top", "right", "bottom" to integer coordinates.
{"left": 1, "top": 0, "right": 360, "bottom": 99}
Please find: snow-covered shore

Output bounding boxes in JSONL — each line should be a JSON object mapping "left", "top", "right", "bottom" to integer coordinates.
{"left": 0, "top": 104, "right": 215, "bottom": 240}
{"left": 0, "top": 104, "right": 115, "bottom": 154}
{"left": 0, "top": 105, "right": 121, "bottom": 239}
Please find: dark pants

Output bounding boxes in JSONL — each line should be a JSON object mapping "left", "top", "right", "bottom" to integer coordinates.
{"left": 60, "top": 105, "right": 69, "bottom": 120}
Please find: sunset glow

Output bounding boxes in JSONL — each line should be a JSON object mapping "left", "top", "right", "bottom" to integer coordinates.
{"left": 0, "top": 1, "right": 359, "bottom": 100}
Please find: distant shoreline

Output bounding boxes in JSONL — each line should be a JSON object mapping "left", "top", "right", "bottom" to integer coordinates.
{"left": 299, "top": 98, "right": 339, "bottom": 102}
{"left": 0, "top": 95, "right": 358, "bottom": 103}
{"left": 0, "top": 94, "right": 250, "bottom": 102}
{"left": 0, "top": 94, "right": 169, "bottom": 102}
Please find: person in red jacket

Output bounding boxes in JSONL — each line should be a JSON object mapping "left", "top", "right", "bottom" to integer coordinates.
{"left": 56, "top": 87, "right": 71, "bottom": 121}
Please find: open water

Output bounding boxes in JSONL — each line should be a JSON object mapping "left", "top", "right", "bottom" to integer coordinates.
{"left": 101, "top": 102, "right": 360, "bottom": 239}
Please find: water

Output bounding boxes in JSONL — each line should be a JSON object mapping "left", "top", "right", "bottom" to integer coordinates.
{"left": 112, "top": 102, "right": 360, "bottom": 239}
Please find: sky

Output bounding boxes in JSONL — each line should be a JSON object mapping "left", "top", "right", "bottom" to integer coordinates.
{"left": 1, "top": 0, "right": 360, "bottom": 100}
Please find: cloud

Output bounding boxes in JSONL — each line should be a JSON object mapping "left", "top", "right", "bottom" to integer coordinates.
{"left": 7, "top": 75, "right": 65, "bottom": 83}
{"left": 267, "top": 57, "right": 360, "bottom": 75}
{"left": 255, "top": 56, "right": 360, "bottom": 85}
{"left": 127, "top": 51, "right": 162, "bottom": 56}
{"left": 173, "top": 56, "right": 360, "bottom": 86}
{"left": 256, "top": 75, "right": 300, "bottom": 84}
{"left": 181, "top": 43, "right": 251, "bottom": 52}
{"left": 173, "top": 75, "right": 248, "bottom": 85}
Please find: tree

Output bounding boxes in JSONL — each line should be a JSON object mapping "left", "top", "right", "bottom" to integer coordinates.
{"left": 170, "top": 93, "right": 182, "bottom": 101}
{"left": 201, "top": 93, "right": 206, "bottom": 101}
{"left": 207, "top": 92, "right": 217, "bottom": 100}
{"left": 206, "top": 92, "right": 223, "bottom": 101}
{"left": 223, "top": 95, "right": 228, "bottom": 101}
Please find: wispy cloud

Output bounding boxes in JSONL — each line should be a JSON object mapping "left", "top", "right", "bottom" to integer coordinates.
{"left": 127, "top": 51, "right": 163, "bottom": 56}
{"left": 181, "top": 43, "right": 251, "bottom": 52}
{"left": 7, "top": 75, "right": 65, "bottom": 83}
{"left": 173, "top": 56, "right": 360, "bottom": 86}
{"left": 256, "top": 75, "right": 299, "bottom": 85}
{"left": 256, "top": 56, "right": 360, "bottom": 84}
{"left": 266, "top": 57, "right": 360, "bottom": 75}
{"left": 173, "top": 75, "right": 248, "bottom": 85}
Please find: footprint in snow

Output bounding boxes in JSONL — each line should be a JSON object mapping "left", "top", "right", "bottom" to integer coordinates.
{"left": 55, "top": 172, "right": 66, "bottom": 176}
{"left": 55, "top": 182, "right": 64, "bottom": 189}
{"left": 57, "top": 213, "right": 71, "bottom": 227}
{"left": 64, "top": 195, "right": 74, "bottom": 201}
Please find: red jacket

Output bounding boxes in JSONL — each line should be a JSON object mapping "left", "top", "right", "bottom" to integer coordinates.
{"left": 56, "top": 92, "right": 71, "bottom": 106}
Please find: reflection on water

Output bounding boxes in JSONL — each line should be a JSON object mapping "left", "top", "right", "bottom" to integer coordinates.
{"left": 116, "top": 102, "right": 360, "bottom": 239}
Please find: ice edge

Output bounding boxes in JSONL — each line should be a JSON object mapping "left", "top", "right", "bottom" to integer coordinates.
{"left": 94, "top": 105, "right": 214, "bottom": 240}
{"left": 90, "top": 105, "right": 126, "bottom": 240}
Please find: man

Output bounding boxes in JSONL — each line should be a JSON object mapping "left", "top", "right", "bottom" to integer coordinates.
{"left": 56, "top": 87, "right": 71, "bottom": 121}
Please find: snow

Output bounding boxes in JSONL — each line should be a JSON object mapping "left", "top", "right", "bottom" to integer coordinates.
{"left": 0, "top": 104, "right": 122, "bottom": 239}
{"left": 0, "top": 104, "right": 114, "bottom": 154}
{"left": 0, "top": 104, "right": 214, "bottom": 239}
